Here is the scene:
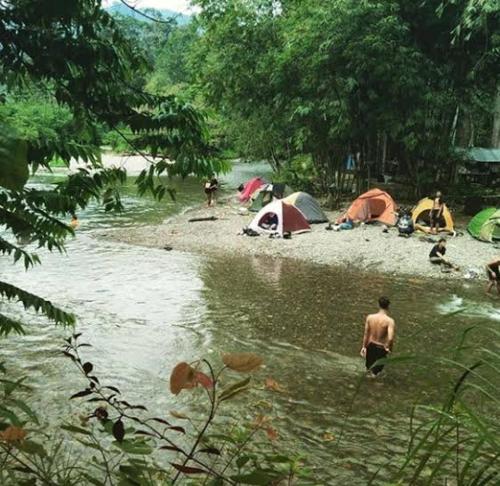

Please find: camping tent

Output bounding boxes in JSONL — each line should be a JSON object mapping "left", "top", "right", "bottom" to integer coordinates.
{"left": 283, "top": 192, "right": 328, "bottom": 223}
{"left": 239, "top": 177, "right": 266, "bottom": 202}
{"left": 412, "top": 198, "right": 454, "bottom": 232}
{"left": 250, "top": 184, "right": 275, "bottom": 212}
{"left": 248, "top": 200, "right": 310, "bottom": 236}
{"left": 468, "top": 207, "right": 500, "bottom": 242}
{"left": 342, "top": 189, "right": 398, "bottom": 225}
{"left": 249, "top": 183, "right": 293, "bottom": 212}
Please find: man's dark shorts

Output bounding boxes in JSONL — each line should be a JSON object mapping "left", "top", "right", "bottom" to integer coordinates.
{"left": 366, "top": 343, "right": 388, "bottom": 375}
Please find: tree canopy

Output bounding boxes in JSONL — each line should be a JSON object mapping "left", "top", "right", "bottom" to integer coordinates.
{"left": 189, "top": 0, "right": 499, "bottom": 193}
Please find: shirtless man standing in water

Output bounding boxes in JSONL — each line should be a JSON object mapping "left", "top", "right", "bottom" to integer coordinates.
{"left": 360, "top": 296, "right": 395, "bottom": 377}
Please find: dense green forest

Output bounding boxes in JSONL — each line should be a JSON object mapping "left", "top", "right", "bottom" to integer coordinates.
{"left": 105, "top": 0, "right": 500, "bottom": 197}
{"left": 3, "top": 1, "right": 498, "bottom": 196}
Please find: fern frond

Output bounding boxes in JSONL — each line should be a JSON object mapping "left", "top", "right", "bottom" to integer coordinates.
{"left": 0, "top": 281, "right": 75, "bottom": 327}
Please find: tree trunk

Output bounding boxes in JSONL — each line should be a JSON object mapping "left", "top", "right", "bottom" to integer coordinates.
{"left": 450, "top": 105, "right": 459, "bottom": 146}
{"left": 492, "top": 83, "right": 500, "bottom": 148}
{"left": 381, "top": 133, "right": 387, "bottom": 175}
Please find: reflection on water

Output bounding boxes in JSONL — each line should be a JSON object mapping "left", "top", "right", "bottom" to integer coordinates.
{"left": 0, "top": 163, "right": 497, "bottom": 483}
{"left": 198, "top": 255, "right": 497, "bottom": 479}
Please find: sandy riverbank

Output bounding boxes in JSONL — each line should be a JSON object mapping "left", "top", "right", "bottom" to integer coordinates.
{"left": 101, "top": 195, "right": 500, "bottom": 282}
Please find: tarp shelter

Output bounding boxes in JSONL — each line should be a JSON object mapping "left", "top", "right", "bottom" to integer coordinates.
{"left": 457, "top": 147, "right": 500, "bottom": 186}
{"left": 248, "top": 200, "right": 310, "bottom": 236}
{"left": 342, "top": 188, "right": 398, "bottom": 226}
{"left": 411, "top": 198, "right": 454, "bottom": 232}
{"left": 239, "top": 177, "right": 266, "bottom": 202}
{"left": 283, "top": 192, "right": 328, "bottom": 223}
{"left": 468, "top": 207, "right": 500, "bottom": 242}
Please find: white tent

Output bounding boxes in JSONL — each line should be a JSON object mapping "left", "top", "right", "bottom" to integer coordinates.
{"left": 248, "top": 200, "right": 310, "bottom": 236}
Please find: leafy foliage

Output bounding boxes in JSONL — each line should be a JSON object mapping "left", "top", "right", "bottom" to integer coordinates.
{"left": 190, "top": 0, "right": 500, "bottom": 194}
{"left": 0, "top": 336, "right": 306, "bottom": 484}
{"left": 392, "top": 325, "right": 500, "bottom": 484}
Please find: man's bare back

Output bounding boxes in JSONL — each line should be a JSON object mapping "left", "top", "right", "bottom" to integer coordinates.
{"left": 364, "top": 312, "right": 395, "bottom": 351}
{"left": 360, "top": 297, "right": 396, "bottom": 376}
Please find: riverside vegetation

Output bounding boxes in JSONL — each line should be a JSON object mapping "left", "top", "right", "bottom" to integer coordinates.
{"left": 0, "top": 0, "right": 499, "bottom": 484}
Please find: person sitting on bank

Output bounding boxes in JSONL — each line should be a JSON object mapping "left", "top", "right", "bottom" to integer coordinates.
{"left": 430, "top": 191, "right": 444, "bottom": 234}
{"left": 260, "top": 212, "right": 278, "bottom": 231}
{"left": 429, "top": 238, "right": 459, "bottom": 271}
{"left": 360, "top": 296, "right": 395, "bottom": 377}
{"left": 333, "top": 216, "right": 354, "bottom": 231}
{"left": 397, "top": 209, "right": 414, "bottom": 237}
{"left": 486, "top": 258, "right": 500, "bottom": 296}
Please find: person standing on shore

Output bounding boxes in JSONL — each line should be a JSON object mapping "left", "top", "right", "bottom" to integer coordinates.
{"left": 360, "top": 297, "right": 395, "bottom": 377}
{"left": 486, "top": 258, "right": 500, "bottom": 296}
{"left": 430, "top": 191, "right": 444, "bottom": 234}
{"left": 204, "top": 176, "right": 219, "bottom": 207}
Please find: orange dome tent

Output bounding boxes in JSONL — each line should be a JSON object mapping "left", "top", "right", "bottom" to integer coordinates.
{"left": 341, "top": 189, "right": 398, "bottom": 226}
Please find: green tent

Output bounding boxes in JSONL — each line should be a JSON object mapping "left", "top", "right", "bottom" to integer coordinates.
{"left": 468, "top": 208, "right": 500, "bottom": 242}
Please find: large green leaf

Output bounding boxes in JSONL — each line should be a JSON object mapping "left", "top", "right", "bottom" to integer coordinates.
{"left": 0, "top": 124, "right": 29, "bottom": 191}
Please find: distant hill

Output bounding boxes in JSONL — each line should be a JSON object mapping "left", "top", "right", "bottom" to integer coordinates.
{"left": 106, "top": 2, "right": 191, "bottom": 25}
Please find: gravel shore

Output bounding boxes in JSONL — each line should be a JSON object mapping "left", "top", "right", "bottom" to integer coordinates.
{"left": 103, "top": 196, "right": 499, "bottom": 281}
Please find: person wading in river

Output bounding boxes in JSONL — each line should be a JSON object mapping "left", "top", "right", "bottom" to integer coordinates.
{"left": 485, "top": 257, "right": 500, "bottom": 296}
{"left": 360, "top": 296, "right": 395, "bottom": 377}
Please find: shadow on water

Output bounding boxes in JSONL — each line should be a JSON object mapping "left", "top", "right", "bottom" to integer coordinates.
{"left": 0, "top": 163, "right": 497, "bottom": 483}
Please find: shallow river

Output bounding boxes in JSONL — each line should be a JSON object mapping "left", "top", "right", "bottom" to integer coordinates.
{"left": 1, "top": 162, "right": 498, "bottom": 484}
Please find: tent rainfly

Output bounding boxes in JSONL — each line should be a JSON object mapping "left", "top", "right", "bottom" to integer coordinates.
{"left": 283, "top": 192, "right": 328, "bottom": 223}
{"left": 468, "top": 207, "right": 500, "bottom": 242}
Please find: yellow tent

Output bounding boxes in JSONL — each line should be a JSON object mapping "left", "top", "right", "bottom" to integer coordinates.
{"left": 411, "top": 198, "right": 454, "bottom": 232}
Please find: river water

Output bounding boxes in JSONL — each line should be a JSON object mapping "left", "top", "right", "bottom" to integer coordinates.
{"left": 1, "top": 162, "right": 498, "bottom": 484}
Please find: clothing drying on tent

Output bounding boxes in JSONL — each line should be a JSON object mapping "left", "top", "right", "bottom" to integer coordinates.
{"left": 249, "top": 183, "right": 294, "bottom": 212}
{"left": 248, "top": 200, "right": 310, "bottom": 236}
{"left": 412, "top": 198, "right": 454, "bottom": 233}
{"left": 283, "top": 192, "right": 328, "bottom": 223}
{"left": 239, "top": 177, "right": 266, "bottom": 202}
{"left": 250, "top": 184, "right": 275, "bottom": 212}
{"left": 339, "top": 189, "right": 398, "bottom": 226}
{"left": 468, "top": 208, "right": 500, "bottom": 242}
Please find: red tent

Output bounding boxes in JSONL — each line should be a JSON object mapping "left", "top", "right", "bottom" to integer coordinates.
{"left": 248, "top": 200, "right": 310, "bottom": 235}
{"left": 239, "top": 177, "right": 266, "bottom": 202}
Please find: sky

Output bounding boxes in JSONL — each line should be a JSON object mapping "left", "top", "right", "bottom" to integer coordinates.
{"left": 102, "top": 0, "right": 199, "bottom": 14}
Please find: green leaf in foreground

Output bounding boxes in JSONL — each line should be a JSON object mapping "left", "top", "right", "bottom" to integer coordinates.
{"left": 231, "top": 470, "right": 283, "bottom": 485}
{"left": 219, "top": 376, "right": 251, "bottom": 402}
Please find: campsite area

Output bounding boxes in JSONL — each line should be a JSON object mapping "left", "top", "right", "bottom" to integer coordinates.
{"left": 109, "top": 194, "right": 499, "bottom": 281}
